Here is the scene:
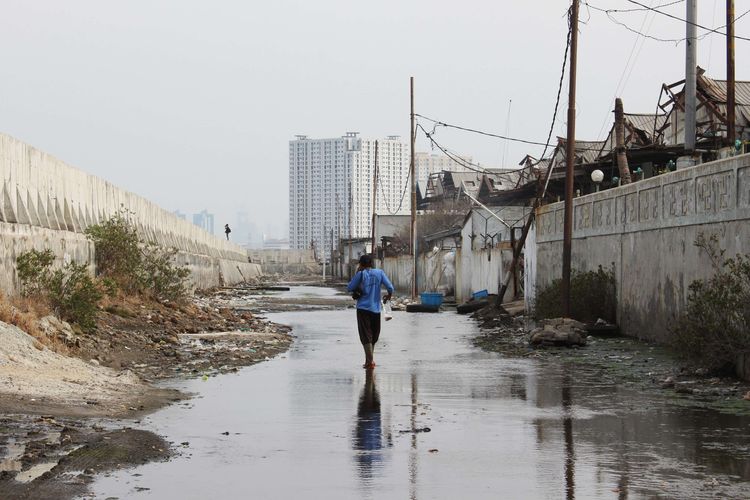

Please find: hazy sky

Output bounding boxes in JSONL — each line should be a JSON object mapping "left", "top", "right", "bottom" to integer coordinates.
{"left": 1, "top": 1, "right": 748, "bottom": 239}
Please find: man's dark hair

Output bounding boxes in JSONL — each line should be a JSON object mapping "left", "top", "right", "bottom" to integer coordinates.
{"left": 358, "top": 254, "right": 373, "bottom": 267}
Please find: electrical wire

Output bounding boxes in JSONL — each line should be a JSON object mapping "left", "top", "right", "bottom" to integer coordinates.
{"left": 415, "top": 113, "right": 553, "bottom": 148}
{"left": 623, "top": 0, "right": 750, "bottom": 41}
{"left": 594, "top": 0, "right": 658, "bottom": 139}
{"left": 415, "top": 123, "right": 524, "bottom": 186}
{"left": 377, "top": 165, "right": 411, "bottom": 215}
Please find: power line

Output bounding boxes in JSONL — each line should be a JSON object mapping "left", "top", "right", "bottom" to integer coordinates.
{"left": 377, "top": 165, "right": 411, "bottom": 215}
{"left": 415, "top": 113, "right": 554, "bottom": 148}
{"left": 623, "top": 0, "right": 750, "bottom": 41}
{"left": 538, "top": 4, "right": 573, "bottom": 165}
{"left": 595, "top": 0, "right": 658, "bottom": 139}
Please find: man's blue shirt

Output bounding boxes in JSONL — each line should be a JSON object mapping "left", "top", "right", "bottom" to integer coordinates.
{"left": 347, "top": 268, "right": 394, "bottom": 314}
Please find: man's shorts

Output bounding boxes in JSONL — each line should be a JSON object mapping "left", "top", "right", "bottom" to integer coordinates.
{"left": 356, "top": 309, "right": 381, "bottom": 345}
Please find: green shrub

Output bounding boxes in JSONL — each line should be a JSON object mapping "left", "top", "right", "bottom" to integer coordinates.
{"left": 16, "top": 249, "right": 55, "bottom": 297}
{"left": 673, "top": 234, "right": 750, "bottom": 371}
{"left": 534, "top": 265, "right": 617, "bottom": 323}
{"left": 16, "top": 249, "right": 102, "bottom": 332}
{"left": 139, "top": 245, "right": 190, "bottom": 302}
{"left": 86, "top": 210, "right": 190, "bottom": 302}
{"left": 46, "top": 263, "right": 103, "bottom": 332}
{"left": 84, "top": 209, "right": 142, "bottom": 293}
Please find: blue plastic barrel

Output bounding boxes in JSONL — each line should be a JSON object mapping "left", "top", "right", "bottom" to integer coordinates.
{"left": 420, "top": 292, "right": 444, "bottom": 307}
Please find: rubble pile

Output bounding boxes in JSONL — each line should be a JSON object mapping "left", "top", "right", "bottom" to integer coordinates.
{"left": 54, "top": 290, "right": 293, "bottom": 380}
{"left": 389, "top": 296, "right": 416, "bottom": 311}
{"left": 529, "top": 318, "right": 588, "bottom": 347}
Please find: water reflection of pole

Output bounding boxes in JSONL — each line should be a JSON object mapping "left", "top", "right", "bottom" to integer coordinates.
{"left": 409, "top": 372, "right": 418, "bottom": 500}
{"left": 562, "top": 373, "right": 575, "bottom": 500}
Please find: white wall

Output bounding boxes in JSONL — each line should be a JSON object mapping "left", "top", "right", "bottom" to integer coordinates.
{"left": 0, "top": 133, "right": 259, "bottom": 293}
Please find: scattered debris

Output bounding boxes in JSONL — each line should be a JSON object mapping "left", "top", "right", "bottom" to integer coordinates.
{"left": 529, "top": 318, "right": 587, "bottom": 347}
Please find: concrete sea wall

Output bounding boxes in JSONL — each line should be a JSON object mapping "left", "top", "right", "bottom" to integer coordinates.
{"left": 533, "top": 153, "right": 750, "bottom": 343}
{"left": 0, "top": 133, "right": 259, "bottom": 293}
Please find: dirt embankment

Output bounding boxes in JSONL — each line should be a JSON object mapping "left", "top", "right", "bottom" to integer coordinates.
{"left": 471, "top": 302, "right": 750, "bottom": 415}
{"left": 0, "top": 284, "right": 295, "bottom": 498}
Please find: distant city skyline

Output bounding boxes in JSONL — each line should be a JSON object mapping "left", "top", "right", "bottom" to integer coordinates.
{"left": 1, "top": 2, "right": 746, "bottom": 236}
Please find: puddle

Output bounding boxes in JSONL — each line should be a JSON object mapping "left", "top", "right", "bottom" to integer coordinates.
{"left": 90, "top": 287, "right": 750, "bottom": 499}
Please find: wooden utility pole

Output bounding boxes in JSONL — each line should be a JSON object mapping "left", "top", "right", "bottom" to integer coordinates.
{"left": 562, "top": 0, "right": 579, "bottom": 317}
{"left": 615, "top": 98, "right": 632, "bottom": 185}
{"left": 410, "top": 77, "right": 417, "bottom": 299}
{"left": 371, "top": 140, "right": 379, "bottom": 256}
{"left": 685, "top": 0, "right": 698, "bottom": 152}
{"left": 727, "top": 0, "right": 736, "bottom": 145}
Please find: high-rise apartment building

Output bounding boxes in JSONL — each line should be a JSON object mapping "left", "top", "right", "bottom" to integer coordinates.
{"left": 288, "top": 133, "right": 409, "bottom": 256}
{"left": 192, "top": 209, "right": 215, "bottom": 235}
{"left": 414, "top": 152, "right": 474, "bottom": 188}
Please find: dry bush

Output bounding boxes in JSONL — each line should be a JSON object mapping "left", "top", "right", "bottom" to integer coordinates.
{"left": 0, "top": 293, "right": 68, "bottom": 353}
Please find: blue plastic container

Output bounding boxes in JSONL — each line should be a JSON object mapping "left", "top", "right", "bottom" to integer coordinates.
{"left": 420, "top": 292, "right": 444, "bottom": 307}
{"left": 472, "top": 289, "right": 489, "bottom": 300}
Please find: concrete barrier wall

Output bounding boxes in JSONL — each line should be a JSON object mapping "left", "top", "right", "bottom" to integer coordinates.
{"left": 534, "top": 153, "right": 750, "bottom": 342}
{"left": 247, "top": 248, "right": 320, "bottom": 275}
{"left": 0, "top": 133, "right": 259, "bottom": 292}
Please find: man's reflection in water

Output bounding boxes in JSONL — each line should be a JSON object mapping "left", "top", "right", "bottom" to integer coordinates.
{"left": 353, "top": 370, "right": 383, "bottom": 482}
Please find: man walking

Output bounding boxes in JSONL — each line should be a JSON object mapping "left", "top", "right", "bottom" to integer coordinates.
{"left": 347, "top": 254, "right": 394, "bottom": 370}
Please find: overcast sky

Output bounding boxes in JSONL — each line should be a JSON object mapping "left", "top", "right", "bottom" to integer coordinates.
{"left": 1, "top": 1, "right": 748, "bottom": 240}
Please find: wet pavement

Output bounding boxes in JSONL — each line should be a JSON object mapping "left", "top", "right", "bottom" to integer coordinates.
{"left": 89, "top": 288, "right": 750, "bottom": 499}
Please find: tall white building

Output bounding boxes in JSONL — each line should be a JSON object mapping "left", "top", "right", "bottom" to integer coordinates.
{"left": 288, "top": 133, "right": 409, "bottom": 256}
{"left": 415, "top": 152, "right": 474, "bottom": 188}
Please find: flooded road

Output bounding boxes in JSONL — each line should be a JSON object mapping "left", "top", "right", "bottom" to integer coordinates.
{"left": 90, "top": 288, "right": 750, "bottom": 499}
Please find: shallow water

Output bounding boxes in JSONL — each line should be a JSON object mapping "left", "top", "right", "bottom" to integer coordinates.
{"left": 90, "top": 288, "right": 750, "bottom": 499}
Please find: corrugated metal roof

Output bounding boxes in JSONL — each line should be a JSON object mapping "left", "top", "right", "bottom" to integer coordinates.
{"left": 555, "top": 138, "right": 606, "bottom": 164}
{"left": 698, "top": 73, "right": 750, "bottom": 106}
{"left": 625, "top": 113, "right": 667, "bottom": 138}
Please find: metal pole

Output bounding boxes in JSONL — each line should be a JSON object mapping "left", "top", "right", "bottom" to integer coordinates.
{"left": 410, "top": 77, "right": 417, "bottom": 299}
{"left": 330, "top": 228, "right": 334, "bottom": 281}
{"left": 685, "top": 0, "right": 697, "bottom": 152}
{"left": 727, "top": 0, "right": 736, "bottom": 145}
{"left": 348, "top": 184, "right": 353, "bottom": 279}
{"left": 562, "top": 0, "right": 578, "bottom": 318}
{"left": 322, "top": 226, "right": 326, "bottom": 282}
{"left": 371, "top": 140, "right": 379, "bottom": 255}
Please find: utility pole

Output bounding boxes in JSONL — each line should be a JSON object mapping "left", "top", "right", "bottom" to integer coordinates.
{"left": 330, "top": 228, "right": 334, "bottom": 280}
{"left": 561, "top": 0, "right": 579, "bottom": 318}
{"left": 348, "top": 183, "right": 353, "bottom": 279}
{"left": 410, "top": 77, "right": 417, "bottom": 299}
{"left": 685, "top": 0, "right": 697, "bottom": 152}
{"left": 615, "top": 98, "right": 633, "bottom": 185}
{"left": 727, "top": 0, "right": 736, "bottom": 146}
{"left": 336, "top": 194, "right": 341, "bottom": 278}
{"left": 371, "top": 140, "right": 379, "bottom": 257}
{"left": 322, "top": 227, "right": 326, "bottom": 282}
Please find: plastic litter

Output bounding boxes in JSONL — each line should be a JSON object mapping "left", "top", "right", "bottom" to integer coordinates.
{"left": 382, "top": 301, "right": 393, "bottom": 321}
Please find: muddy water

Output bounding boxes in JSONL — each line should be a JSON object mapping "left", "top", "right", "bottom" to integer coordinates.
{"left": 90, "top": 289, "right": 750, "bottom": 499}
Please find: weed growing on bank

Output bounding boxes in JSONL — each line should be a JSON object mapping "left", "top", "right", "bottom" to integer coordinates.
{"left": 14, "top": 211, "right": 190, "bottom": 332}
{"left": 0, "top": 293, "right": 56, "bottom": 350}
{"left": 16, "top": 249, "right": 102, "bottom": 332}
{"left": 533, "top": 265, "right": 617, "bottom": 323}
{"left": 673, "top": 234, "right": 750, "bottom": 372}
{"left": 84, "top": 209, "right": 190, "bottom": 302}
